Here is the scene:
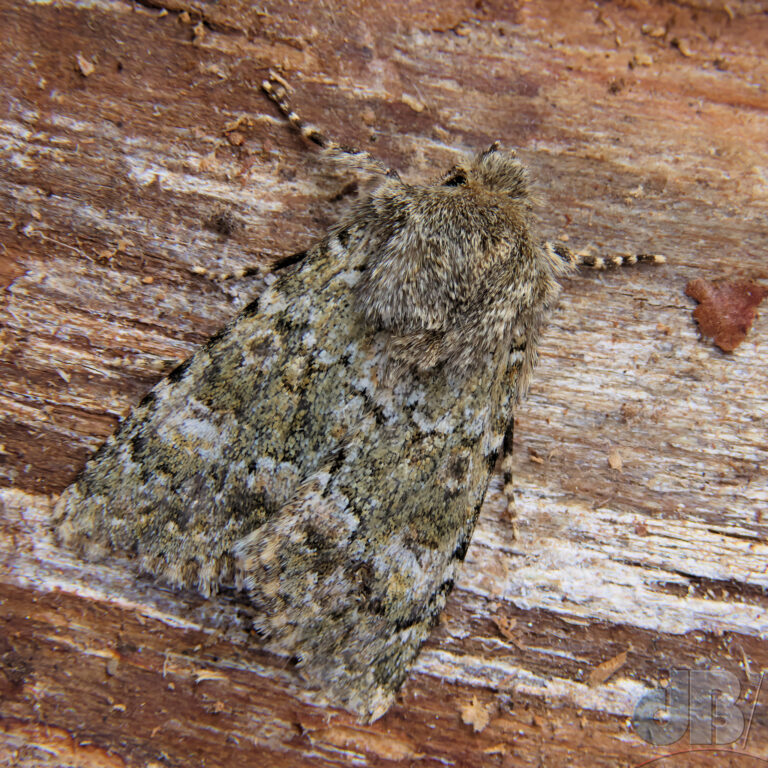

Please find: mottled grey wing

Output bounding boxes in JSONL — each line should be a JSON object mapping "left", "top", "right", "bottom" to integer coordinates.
{"left": 53, "top": 228, "right": 522, "bottom": 720}
{"left": 235, "top": 337, "right": 520, "bottom": 719}
{"left": 54, "top": 235, "right": 372, "bottom": 593}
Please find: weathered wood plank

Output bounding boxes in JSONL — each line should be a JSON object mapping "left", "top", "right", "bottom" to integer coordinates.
{"left": 2, "top": 0, "right": 767, "bottom": 765}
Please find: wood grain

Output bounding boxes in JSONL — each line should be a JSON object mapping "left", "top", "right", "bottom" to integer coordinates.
{"left": 2, "top": 0, "right": 767, "bottom": 765}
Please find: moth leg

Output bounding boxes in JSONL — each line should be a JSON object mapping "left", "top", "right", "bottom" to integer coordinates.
{"left": 188, "top": 259, "right": 307, "bottom": 282}
{"left": 262, "top": 72, "right": 397, "bottom": 179}
{"left": 194, "top": 264, "right": 263, "bottom": 281}
{"left": 547, "top": 242, "right": 666, "bottom": 270}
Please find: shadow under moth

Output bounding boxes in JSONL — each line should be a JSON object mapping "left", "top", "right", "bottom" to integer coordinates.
{"left": 53, "top": 77, "right": 663, "bottom": 721}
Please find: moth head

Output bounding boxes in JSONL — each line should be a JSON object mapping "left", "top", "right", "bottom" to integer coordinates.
{"left": 439, "top": 143, "right": 528, "bottom": 200}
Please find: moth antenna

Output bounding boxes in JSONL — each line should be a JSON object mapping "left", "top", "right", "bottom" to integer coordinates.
{"left": 549, "top": 243, "right": 666, "bottom": 270}
{"left": 262, "top": 72, "right": 396, "bottom": 178}
{"left": 262, "top": 73, "right": 326, "bottom": 147}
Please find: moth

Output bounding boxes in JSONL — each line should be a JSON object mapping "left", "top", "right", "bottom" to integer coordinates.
{"left": 53, "top": 77, "right": 663, "bottom": 720}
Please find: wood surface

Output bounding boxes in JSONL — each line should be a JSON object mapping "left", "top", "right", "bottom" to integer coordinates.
{"left": 2, "top": 0, "right": 767, "bottom": 765}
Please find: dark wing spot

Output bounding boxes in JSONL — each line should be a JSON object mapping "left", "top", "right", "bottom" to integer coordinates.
{"left": 204, "top": 326, "right": 229, "bottom": 350}
{"left": 138, "top": 390, "right": 158, "bottom": 407}
{"left": 273, "top": 250, "right": 308, "bottom": 271}
{"left": 452, "top": 534, "right": 471, "bottom": 562}
{"left": 243, "top": 297, "right": 261, "bottom": 317}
